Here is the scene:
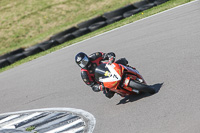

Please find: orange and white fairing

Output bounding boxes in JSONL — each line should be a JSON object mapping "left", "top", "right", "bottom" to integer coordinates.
{"left": 98, "top": 63, "right": 123, "bottom": 90}
{"left": 95, "top": 62, "right": 147, "bottom": 96}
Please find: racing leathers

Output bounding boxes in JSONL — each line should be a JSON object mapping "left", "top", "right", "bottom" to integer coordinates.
{"left": 80, "top": 52, "right": 128, "bottom": 98}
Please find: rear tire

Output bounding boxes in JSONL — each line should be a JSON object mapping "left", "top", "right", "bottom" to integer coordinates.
{"left": 129, "top": 80, "right": 156, "bottom": 94}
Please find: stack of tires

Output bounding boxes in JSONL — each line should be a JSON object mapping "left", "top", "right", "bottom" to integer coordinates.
{"left": 0, "top": 48, "right": 26, "bottom": 68}
{"left": 0, "top": 0, "right": 169, "bottom": 69}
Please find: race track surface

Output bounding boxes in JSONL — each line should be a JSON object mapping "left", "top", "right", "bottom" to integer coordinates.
{"left": 0, "top": 1, "right": 200, "bottom": 132}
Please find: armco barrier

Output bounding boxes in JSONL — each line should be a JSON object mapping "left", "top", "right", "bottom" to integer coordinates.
{"left": 0, "top": 0, "right": 169, "bottom": 69}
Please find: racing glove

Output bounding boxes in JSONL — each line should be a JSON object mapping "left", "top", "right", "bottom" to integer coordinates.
{"left": 103, "top": 52, "right": 115, "bottom": 65}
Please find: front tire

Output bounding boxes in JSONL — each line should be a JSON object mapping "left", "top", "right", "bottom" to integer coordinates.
{"left": 128, "top": 80, "right": 156, "bottom": 94}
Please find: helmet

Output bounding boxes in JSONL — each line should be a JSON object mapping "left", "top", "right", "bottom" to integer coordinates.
{"left": 75, "top": 52, "right": 90, "bottom": 69}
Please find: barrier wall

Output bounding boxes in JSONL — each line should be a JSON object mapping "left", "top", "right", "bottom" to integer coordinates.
{"left": 0, "top": 0, "right": 169, "bottom": 68}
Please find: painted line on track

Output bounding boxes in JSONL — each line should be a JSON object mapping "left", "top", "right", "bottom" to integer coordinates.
{"left": 0, "top": 108, "right": 96, "bottom": 133}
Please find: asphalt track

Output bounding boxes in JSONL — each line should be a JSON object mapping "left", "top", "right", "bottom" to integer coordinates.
{"left": 0, "top": 1, "right": 200, "bottom": 132}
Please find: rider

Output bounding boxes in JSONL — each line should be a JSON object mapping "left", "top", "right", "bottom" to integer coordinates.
{"left": 75, "top": 52, "right": 133, "bottom": 98}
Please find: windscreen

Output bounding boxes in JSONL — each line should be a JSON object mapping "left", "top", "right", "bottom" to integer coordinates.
{"left": 95, "top": 64, "right": 110, "bottom": 82}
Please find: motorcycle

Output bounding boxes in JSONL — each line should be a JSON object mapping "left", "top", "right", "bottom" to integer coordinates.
{"left": 95, "top": 63, "right": 156, "bottom": 97}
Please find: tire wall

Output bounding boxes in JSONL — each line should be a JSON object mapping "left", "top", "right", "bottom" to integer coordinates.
{"left": 0, "top": 0, "right": 169, "bottom": 68}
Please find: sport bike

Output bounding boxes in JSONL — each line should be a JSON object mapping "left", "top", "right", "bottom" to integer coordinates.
{"left": 95, "top": 63, "right": 156, "bottom": 97}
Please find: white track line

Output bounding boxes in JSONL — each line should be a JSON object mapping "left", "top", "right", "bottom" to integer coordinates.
{"left": 0, "top": 108, "right": 96, "bottom": 133}
{"left": 0, "top": 115, "right": 20, "bottom": 124}
{"left": 44, "top": 119, "right": 83, "bottom": 133}
{"left": 3, "top": 112, "right": 42, "bottom": 129}
{"left": 63, "top": 126, "right": 85, "bottom": 133}
{"left": 61, "top": 0, "right": 199, "bottom": 50}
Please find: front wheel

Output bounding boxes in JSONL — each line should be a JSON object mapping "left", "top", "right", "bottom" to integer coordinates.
{"left": 128, "top": 80, "right": 156, "bottom": 94}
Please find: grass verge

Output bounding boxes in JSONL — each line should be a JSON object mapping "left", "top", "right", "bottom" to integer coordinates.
{"left": 0, "top": 0, "right": 140, "bottom": 55}
{"left": 0, "top": 0, "right": 194, "bottom": 73}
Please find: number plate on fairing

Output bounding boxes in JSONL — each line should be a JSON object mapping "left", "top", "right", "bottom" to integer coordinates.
{"left": 99, "top": 64, "right": 121, "bottom": 82}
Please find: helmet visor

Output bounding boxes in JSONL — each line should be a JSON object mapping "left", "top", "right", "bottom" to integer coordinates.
{"left": 78, "top": 56, "right": 89, "bottom": 68}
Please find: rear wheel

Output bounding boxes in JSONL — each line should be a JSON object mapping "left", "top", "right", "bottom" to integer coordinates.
{"left": 128, "top": 79, "right": 156, "bottom": 94}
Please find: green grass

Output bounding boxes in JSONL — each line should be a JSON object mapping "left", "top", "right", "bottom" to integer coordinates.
{"left": 26, "top": 126, "right": 36, "bottom": 132}
{"left": 0, "top": 0, "right": 194, "bottom": 73}
{"left": 0, "top": 0, "right": 140, "bottom": 55}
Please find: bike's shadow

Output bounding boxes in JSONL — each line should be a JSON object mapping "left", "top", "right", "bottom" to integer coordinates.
{"left": 117, "top": 83, "right": 163, "bottom": 105}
